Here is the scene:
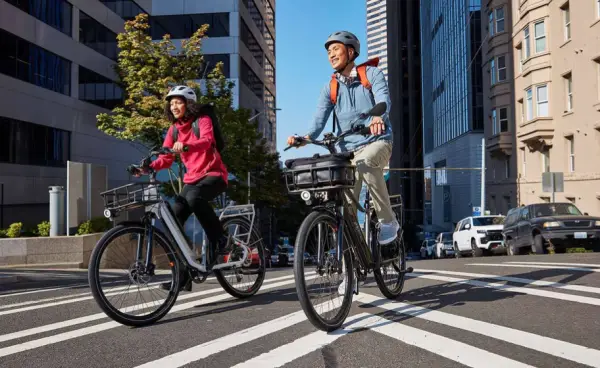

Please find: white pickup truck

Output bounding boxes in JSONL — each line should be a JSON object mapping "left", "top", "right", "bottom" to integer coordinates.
{"left": 453, "top": 215, "right": 506, "bottom": 257}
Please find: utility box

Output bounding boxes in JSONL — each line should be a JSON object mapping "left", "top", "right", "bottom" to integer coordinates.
{"left": 49, "top": 186, "right": 66, "bottom": 236}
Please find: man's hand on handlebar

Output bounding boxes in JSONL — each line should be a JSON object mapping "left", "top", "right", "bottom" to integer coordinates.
{"left": 369, "top": 116, "right": 386, "bottom": 136}
{"left": 286, "top": 135, "right": 310, "bottom": 148}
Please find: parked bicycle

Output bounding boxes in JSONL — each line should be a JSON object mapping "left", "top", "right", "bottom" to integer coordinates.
{"left": 284, "top": 102, "right": 413, "bottom": 331}
{"left": 88, "top": 147, "right": 266, "bottom": 327}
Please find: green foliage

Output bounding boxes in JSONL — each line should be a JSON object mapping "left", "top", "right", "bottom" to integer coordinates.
{"left": 37, "top": 221, "right": 51, "bottom": 237}
{"left": 77, "top": 217, "right": 112, "bottom": 235}
{"left": 96, "top": 13, "right": 286, "bottom": 207}
{"left": 0, "top": 229, "right": 6, "bottom": 238}
{"left": 7, "top": 222, "right": 22, "bottom": 238}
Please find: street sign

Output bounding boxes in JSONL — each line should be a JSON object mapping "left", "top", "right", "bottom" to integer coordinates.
{"left": 472, "top": 206, "right": 481, "bottom": 216}
{"left": 542, "top": 172, "right": 564, "bottom": 202}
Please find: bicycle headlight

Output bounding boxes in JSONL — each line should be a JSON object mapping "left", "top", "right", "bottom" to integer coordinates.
{"left": 104, "top": 209, "right": 113, "bottom": 219}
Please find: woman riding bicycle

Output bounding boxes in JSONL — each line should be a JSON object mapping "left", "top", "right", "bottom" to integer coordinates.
{"left": 136, "top": 85, "right": 232, "bottom": 292}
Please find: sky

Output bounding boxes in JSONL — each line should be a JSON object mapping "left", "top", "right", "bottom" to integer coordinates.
{"left": 274, "top": 0, "right": 367, "bottom": 164}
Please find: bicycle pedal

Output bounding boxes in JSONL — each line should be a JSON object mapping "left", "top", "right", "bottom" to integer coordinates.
{"left": 400, "top": 267, "right": 414, "bottom": 274}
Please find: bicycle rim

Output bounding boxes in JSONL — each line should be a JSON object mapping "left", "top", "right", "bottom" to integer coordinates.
{"left": 294, "top": 210, "right": 354, "bottom": 332}
{"left": 88, "top": 224, "right": 181, "bottom": 327}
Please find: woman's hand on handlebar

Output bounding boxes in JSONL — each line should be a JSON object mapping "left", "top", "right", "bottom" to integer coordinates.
{"left": 172, "top": 142, "right": 187, "bottom": 153}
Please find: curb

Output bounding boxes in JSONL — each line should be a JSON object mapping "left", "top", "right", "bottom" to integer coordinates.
{"left": 0, "top": 262, "right": 84, "bottom": 270}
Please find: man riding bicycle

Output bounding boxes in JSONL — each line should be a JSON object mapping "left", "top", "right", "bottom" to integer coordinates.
{"left": 287, "top": 31, "right": 399, "bottom": 245}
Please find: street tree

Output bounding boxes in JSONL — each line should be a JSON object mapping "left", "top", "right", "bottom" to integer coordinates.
{"left": 96, "top": 13, "right": 286, "bottom": 208}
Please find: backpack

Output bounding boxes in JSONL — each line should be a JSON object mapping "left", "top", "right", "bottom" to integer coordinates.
{"left": 329, "top": 57, "right": 379, "bottom": 133}
{"left": 171, "top": 103, "right": 225, "bottom": 153}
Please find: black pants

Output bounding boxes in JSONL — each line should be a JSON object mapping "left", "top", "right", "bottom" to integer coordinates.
{"left": 172, "top": 175, "right": 227, "bottom": 248}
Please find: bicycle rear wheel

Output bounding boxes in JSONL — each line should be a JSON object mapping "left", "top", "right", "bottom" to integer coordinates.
{"left": 88, "top": 223, "right": 181, "bottom": 327}
{"left": 373, "top": 230, "right": 407, "bottom": 299}
{"left": 294, "top": 210, "right": 354, "bottom": 332}
{"left": 214, "top": 217, "right": 266, "bottom": 298}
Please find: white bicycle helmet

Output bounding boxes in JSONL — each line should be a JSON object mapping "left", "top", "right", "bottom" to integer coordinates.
{"left": 165, "top": 85, "right": 197, "bottom": 102}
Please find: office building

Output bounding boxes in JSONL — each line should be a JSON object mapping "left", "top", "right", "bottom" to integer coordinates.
{"left": 386, "top": 0, "right": 424, "bottom": 240}
{"left": 507, "top": 0, "right": 600, "bottom": 215}
{"left": 482, "top": 0, "right": 518, "bottom": 215}
{"left": 420, "top": 0, "right": 485, "bottom": 230}
{"left": 0, "top": 0, "right": 147, "bottom": 228}
{"left": 366, "top": 0, "right": 388, "bottom": 79}
{"left": 148, "top": 0, "right": 277, "bottom": 151}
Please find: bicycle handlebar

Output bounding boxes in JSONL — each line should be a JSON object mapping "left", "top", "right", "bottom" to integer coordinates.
{"left": 126, "top": 146, "right": 189, "bottom": 176}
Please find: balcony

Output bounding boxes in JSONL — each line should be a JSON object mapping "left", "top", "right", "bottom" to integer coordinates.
{"left": 517, "top": 117, "right": 554, "bottom": 151}
{"left": 486, "top": 132, "right": 513, "bottom": 157}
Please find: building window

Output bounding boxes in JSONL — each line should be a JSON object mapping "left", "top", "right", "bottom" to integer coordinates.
{"left": 492, "top": 109, "right": 497, "bottom": 134}
{"left": 517, "top": 46, "right": 523, "bottom": 72}
{"left": 488, "top": 11, "right": 494, "bottom": 36}
{"left": 534, "top": 21, "right": 546, "bottom": 53}
{"left": 499, "top": 107, "right": 508, "bottom": 132}
{"left": 562, "top": 3, "right": 571, "bottom": 41}
{"left": 495, "top": 8, "right": 505, "bottom": 33}
{"left": 79, "top": 11, "right": 118, "bottom": 60}
{"left": 0, "top": 28, "right": 71, "bottom": 96}
{"left": 5, "top": 0, "right": 73, "bottom": 36}
{"left": 240, "top": 59, "right": 264, "bottom": 101}
{"left": 526, "top": 88, "right": 533, "bottom": 120}
{"left": 490, "top": 58, "right": 496, "bottom": 85}
{"left": 542, "top": 149, "right": 550, "bottom": 172}
{"left": 568, "top": 137, "right": 575, "bottom": 172}
{"left": 564, "top": 73, "right": 573, "bottom": 111}
{"left": 150, "top": 14, "right": 230, "bottom": 40}
{"left": 78, "top": 66, "right": 123, "bottom": 110}
{"left": 497, "top": 55, "right": 507, "bottom": 82}
{"left": 265, "top": 58, "right": 275, "bottom": 85}
{"left": 0, "top": 116, "right": 70, "bottom": 167}
{"left": 99, "top": 0, "right": 146, "bottom": 21}
{"left": 524, "top": 26, "right": 530, "bottom": 58}
{"left": 241, "top": 19, "right": 264, "bottom": 67}
{"left": 521, "top": 147, "right": 527, "bottom": 177}
{"left": 265, "top": 0, "right": 275, "bottom": 30}
{"left": 202, "top": 54, "right": 230, "bottom": 78}
{"left": 536, "top": 84, "right": 549, "bottom": 117}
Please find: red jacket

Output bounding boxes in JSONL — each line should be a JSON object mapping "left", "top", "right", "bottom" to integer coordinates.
{"left": 150, "top": 116, "right": 228, "bottom": 185}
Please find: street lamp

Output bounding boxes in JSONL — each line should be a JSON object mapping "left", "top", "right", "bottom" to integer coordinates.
{"left": 247, "top": 106, "right": 281, "bottom": 204}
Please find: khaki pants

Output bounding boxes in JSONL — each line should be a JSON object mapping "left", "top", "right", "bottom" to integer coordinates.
{"left": 344, "top": 140, "right": 395, "bottom": 224}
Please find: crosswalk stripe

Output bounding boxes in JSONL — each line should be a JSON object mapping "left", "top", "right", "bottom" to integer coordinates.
{"left": 0, "top": 274, "right": 315, "bottom": 358}
{"left": 233, "top": 312, "right": 535, "bottom": 368}
{"left": 0, "top": 273, "right": 296, "bottom": 316}
{"left": 468, "top": 263, "right": 600, "bottom": 273}
{"left": 410, "top": 273, "right": 600, "bottom": 306}
{"left": 134, "top": 296, "right": 347, "bottom": 368}
{"left": 414, "top": 268, "right": 600, "bottom": 295}
{"left": 359, "top": 292, "right": 600, "bottom": 367}
{"left": 505, "top": 261, "right": 600, "bottom": 268}
{"left": 0, "top": 273, "right": 300, "bottom": 344}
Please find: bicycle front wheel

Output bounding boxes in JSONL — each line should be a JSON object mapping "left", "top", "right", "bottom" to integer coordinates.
{"left": 88, "top": 223, "right": 181, "bottom": 327}
{"left": 294, "top": 210, "right": 354, "bottom": 332}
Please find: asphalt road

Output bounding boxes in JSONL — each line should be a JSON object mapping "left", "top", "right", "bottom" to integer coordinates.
{"left": 1, "top": 253, "right": 600, "bottom": 368}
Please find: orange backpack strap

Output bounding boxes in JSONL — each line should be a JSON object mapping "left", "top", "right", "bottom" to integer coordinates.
{"left": 329, "top": 74, "right": 338, "bottom": 105}
{"left": 356, "top": 57, "right": 379, "bottom": 90}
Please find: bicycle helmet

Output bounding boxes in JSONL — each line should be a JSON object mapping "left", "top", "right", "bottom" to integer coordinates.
{"left": 165, "top": 85, "right": 197, "bottom": 102}
{"left": 324, "top": 31, "right": 360, "bottom": 59}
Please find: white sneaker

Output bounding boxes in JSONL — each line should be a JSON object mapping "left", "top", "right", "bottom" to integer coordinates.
{"left": 337, "top": 272, "right": 357, "bottom": 295}
{"left": 378, "top": 220, "right": 400, "bottom": 245}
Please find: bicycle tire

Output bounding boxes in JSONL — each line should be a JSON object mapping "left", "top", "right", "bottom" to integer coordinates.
{"left": 214, "top": 217, "right": 266, "bottom": 299}
{"left": 88, "top": 223, "right": 181, "bottom": 327}
{"left": 373, "top": 232, "right": 407, "bottom": 299}
{"left": 294, "top": 210, "right": 354, "bottom": 332}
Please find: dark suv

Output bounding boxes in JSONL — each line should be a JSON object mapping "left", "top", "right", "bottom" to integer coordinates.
{"left": 502, "top": 203, "right": 600, "bottom": 255}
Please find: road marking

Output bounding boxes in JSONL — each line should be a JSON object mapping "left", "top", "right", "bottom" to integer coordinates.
{"left": 409, "top": 273, "right": 600, "bottom": 306}
{"left": 0, "top": 284, "right": 90, "bottom": 298}
{"left": 414, "top": 268, "right": 600, "bottom": 295}
{"left": 134, "top": 296, "right": 347, "bottom": 368}
{"left": 0, "top": 274, "right": 313, "bottom": 356}
{"left": 0, "top": 273, "right": 299, "bottom": 344}
{"left": 467, "top": 263, "right": 600, "bottom": 273}
{"left": 233, "top": 312, "right": 534, "bottom": 368}
{"left": 505, "top": 261, "right": 600, "bottom": 268}
{"left": 359, "top": 292, "right": 600, "bottom": 368}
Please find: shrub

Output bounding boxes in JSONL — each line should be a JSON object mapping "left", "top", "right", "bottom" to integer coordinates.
{"left": 77, "top": 217, "right": 111, "bottom": 235}
{"left": 6, "top": 222, "right": 22, "bottom": 238}
{"left": 37, "top": 221, "right": 51, "bottom": 237}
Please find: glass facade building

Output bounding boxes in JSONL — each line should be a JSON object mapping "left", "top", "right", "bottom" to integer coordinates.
{"left": 420, "top": 0, "right": 484, "bottom": 231}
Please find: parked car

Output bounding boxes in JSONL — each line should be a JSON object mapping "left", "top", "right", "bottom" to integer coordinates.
{"left": 434, "top": 232, "right": 454, "bottom": 258}
{"left": 420, "top": 239, "right": 436, "bottom": 259}
{"left": 453, "top": 215, "right": 506, "bottom": 257}
{"left": 270, "top": 245, "right": 294, "bottom": 266}
{"left": 502, "top": 202, "right": 600, "bottom": 255}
